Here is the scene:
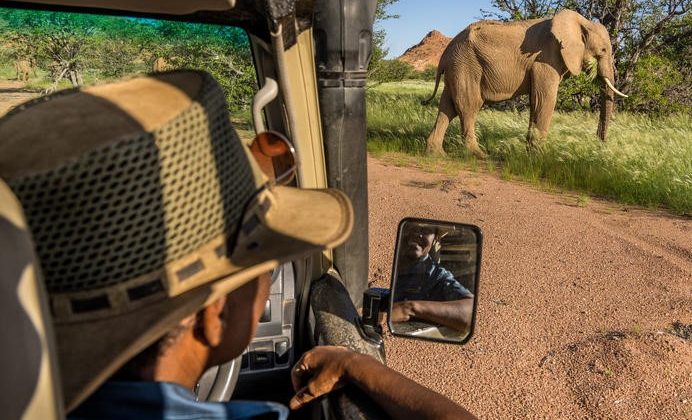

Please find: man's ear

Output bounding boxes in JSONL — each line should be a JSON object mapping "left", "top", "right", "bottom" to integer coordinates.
{"left": 199, "top": 296, "right": 228, "bottom": 348}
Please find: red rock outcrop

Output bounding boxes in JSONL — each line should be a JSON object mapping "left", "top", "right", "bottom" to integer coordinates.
{"left": 398, "top": 30, "right": 451, "bottom": 71}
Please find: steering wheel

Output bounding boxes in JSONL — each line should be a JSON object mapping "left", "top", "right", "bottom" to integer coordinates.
{"left": 195, "top": 356, "right": 242, "bottom": 401}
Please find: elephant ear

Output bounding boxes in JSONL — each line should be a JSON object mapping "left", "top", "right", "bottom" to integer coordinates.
{"left": 551, "top": 10, "right": 586, "bottom": 77}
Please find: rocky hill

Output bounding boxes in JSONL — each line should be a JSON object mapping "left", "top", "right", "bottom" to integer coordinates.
{"left": 398, "top": 30, "right": 451, "bottom": 71}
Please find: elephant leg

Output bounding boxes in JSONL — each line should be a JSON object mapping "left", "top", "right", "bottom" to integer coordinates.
{"left": 425, "top": 87, "right": 457, "bottom": 156}
{"left": 527, "top": 65, "right": 560, "bottom": 149}
{"left": 459, "top": 103, "right": 486, "bottom": 159}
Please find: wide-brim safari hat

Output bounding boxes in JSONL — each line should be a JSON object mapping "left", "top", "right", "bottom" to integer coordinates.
{"left": 0, "top": 70, "right": 353, "bottom": 410}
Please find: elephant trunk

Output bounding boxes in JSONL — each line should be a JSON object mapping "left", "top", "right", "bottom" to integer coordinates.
{"left": 596, "top": 59, "right": 618, "bottom": 141}
{"left": 597, "top": 81, "right": 613, "bottom": 141}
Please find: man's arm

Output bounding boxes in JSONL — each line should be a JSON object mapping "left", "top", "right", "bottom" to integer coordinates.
{"left": 290, "top": 346, "right": 475, "bottom": 420}
{"left": 390, "top": 298, "right": 473, "bottom": 332}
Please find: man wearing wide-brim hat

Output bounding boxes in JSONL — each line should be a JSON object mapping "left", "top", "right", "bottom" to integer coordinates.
{"left": 0, "top": 70, "right": 474, "bottom": 419}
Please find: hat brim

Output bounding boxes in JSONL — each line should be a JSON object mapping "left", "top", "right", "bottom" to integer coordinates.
{"left": 58, "top": 186, "right": 353, "bottom": 411}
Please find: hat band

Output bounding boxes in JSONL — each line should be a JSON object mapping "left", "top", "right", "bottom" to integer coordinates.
{"left": 50, "top": 234, "right": 235, "bottom": 323}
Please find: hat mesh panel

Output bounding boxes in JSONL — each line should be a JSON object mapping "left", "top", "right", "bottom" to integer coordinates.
{"left": 8, "top": 74, "right": 255, "bottom": 294}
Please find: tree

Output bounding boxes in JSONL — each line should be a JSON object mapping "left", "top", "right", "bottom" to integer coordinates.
{"left": 483, "top": 0, "right": 563, "bottom": 19}
{"left": 2, "top": 10, "right": 100, "bottom": 89}
{"left": 483, "top": 0, "right": 691, "bottom": 111}
{"left": 369, "top": 59, "right": 413, "bottom": 83}
{"left": 1, "top": 9, "right": 256, "bottom": 111}
{"left": 626, "top": 54, "right": 684, "bottom": 113}
{"left": 369, "top": 0, "right": 401, "bottom": 75}
{"left": 419, "top": 65, "right": 438, "bottom": 81}
{"left": 144, "top": 20, "right": 256, "bottom": 111}
{"left": 563, "top": 0, "right": 691, "bottom": 94}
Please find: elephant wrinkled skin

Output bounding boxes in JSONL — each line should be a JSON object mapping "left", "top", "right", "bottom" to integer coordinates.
{"left": 424, "top": 9, "right": 627, "bottom": 157}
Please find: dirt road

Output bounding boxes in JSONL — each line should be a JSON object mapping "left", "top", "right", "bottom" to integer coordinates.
{"left": 0, "top": 80, "right": 41, "bottom": 116}
{"left": 368, "top": 157, "right": 691, "bottom": 419}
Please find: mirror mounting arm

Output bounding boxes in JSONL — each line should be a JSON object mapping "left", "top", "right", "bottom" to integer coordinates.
{"left": 361, "top": 287, "right": 391, "bottom": 337}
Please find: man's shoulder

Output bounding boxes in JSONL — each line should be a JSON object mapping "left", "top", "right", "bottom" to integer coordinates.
{"left": 428, "top": 264, "right": 473, "bottom": 297}
{"left": 69, "top": 381, "right": 289, "bottom": 420}
{"left": 429, "top": 261, "right": 454, "bottom": 280}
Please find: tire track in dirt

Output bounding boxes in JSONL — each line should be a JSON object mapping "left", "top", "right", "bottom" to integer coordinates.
{"left": 585, "top": 217, "right": 691, "bottom": 283}
{"left": 367, "top": 156, "right": 691, "bottom": 419}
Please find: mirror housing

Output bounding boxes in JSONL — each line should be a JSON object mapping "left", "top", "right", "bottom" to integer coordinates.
{"left": 388, "top": 218, "right": 482, "bottom": 344}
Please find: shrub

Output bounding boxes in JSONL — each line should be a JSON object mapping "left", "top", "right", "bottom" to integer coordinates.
{"left": 556, "top": 72, "right": 600, "bottom": 112}
{"left": 623, "top": 54, "right": 687, "bottom": 115}
{"left": 420, "top": 65, "right": 438, "bottom": 80}
{"left": 370, "top": 59, "right": 414, "bottom": 83}
{"left": 410, "top": 65, "right": 437, "bottom": 81}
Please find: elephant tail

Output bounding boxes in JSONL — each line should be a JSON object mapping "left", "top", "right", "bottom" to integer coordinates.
{"left": 422, "top": 66, "right": 444, "bottom": 105}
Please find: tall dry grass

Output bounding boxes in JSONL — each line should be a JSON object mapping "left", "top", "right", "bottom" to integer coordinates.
{"left": 367, "top": 82, "right": 692, "bottom": 214}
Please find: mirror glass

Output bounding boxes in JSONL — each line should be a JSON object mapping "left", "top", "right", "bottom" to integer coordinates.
{"left": 389, "top": 218, "right": 481, "bottom": 344}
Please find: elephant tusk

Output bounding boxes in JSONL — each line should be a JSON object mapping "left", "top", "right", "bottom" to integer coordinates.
{"left": 603, "top": 78, "right": 628, "bottom": 98}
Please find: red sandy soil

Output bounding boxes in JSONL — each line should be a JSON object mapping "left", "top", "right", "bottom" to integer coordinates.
{"left": 368, "top": 156, "right": 691, "bottom": 419}
{"left": 0, "top": 80, "right": 40, "bottom": 116}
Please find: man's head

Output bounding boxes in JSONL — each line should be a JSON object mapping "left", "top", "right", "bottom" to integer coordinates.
{"left": 0, "top": 70, "right": 353, "bottom": 410}
{"left": 116, "top": 273, "right": 272, "bottom": 388}
{"left": 402, "top": 224, "right": 437, "bottom": 261}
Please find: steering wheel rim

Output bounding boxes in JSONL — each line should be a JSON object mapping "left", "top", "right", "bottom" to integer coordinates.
{"left": 195, "top": 355, "right": 242, "bottom": 401}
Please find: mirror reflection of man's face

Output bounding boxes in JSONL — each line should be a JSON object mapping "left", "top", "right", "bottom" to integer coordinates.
{"left": 403, "top": 225, "right": 436, "bottom": 260}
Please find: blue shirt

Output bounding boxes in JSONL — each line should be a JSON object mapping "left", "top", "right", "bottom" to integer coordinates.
{"left": 69, "top": 381, "right": 289, "bottom": 420}
{"left": 394, "top": 255, "right": 472, "bottom": 302}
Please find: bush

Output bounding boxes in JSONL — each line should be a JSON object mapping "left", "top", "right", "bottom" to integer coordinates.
{"left": 420, "top": 65, "right": 438, "bottom": 80}
{"left": 87, "top": 38, "right": 143, "bottom": 79}
{"left": 623, "top": 54, "right": 688, "bottom": 115}
{"left": 370, "top": 59, "right": 414, "bottom": 83}
{"left": 0, "top": 10, "right": 256, "bottom": 113}
{"left": 556, "top": 72, "right": 600, "bottom": 112}
{"left": 409, "top": 65, "right": 437, "bottom": 81}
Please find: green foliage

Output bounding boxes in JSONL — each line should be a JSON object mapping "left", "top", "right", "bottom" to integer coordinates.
{"left": 367, "top": 82, "right": 692, "bottom": 214}
{"left": 407, "top": 65, "right": 438, "bottom": 81}
{"left": 482, "top": 1, "right": 692, "bottom": 115}
{"left": 369, "top": 0, "right": 400, "bottom": 75}
{"left": 1, "top": 9, "right": 102, "bottom": 86}
{"left": 369, "top": 29, "right": 389, "bottom": 74}
{"left": 556, "top": 72, "right": 600, "bottom": 111}
{"left": 624, "top": 54, "right": 687, "bottom": 115}
{"left": 484, "top": 0, "right": 562, "bottom": 20}
{"left": 369, "top": 59, "right": 414, "bottom": 83}
{"left": 0, "top": 9, "right": 255, "bottom": 111}
{"left": 375, "top": 0, "right": 401, "bottom": 20}
{"left": 140, "top": 20, "right": 255, "bottom": 111}
{"left": 419, "top": 65, "right": 438, "bottom": 81}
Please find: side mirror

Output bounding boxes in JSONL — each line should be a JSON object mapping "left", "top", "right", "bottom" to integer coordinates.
{"left": 388, "top": 218, "right": 482, "bottom": 344}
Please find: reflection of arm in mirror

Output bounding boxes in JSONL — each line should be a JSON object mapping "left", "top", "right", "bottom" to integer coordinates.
{"left": 392, "top": 257, "right": 474, "bottom": 332}
{"left": 290, "top": 346, "right": 476, "bottom": 420}
{"left": 391, "top": 298, "right": 473, "bottom": 333}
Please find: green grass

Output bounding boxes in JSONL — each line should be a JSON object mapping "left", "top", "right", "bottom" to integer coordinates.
{"left": 0, "top": 63, "right": 16, "bottom": 80}
{"left": 367, "top": 79, "right": 439, "bottom": 96}
{"left": 367, "top": 81, "right": 692, "bottom": 215}
{"left": 0, "top": 63, "right": 78, "bottom": 91}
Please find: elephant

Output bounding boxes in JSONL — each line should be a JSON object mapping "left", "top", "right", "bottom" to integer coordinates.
{"left": 152, "top": 57, "right": 169, "bottom": 72}
{"left": 14, "top": 59, "right": 33, "bottom": 82}
{"left": 424, "top": 9, "right": 628, "bottom": 157}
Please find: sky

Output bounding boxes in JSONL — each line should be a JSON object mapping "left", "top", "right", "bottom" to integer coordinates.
{"left": 379, "top": 1, "right": 498, "bottom": 58}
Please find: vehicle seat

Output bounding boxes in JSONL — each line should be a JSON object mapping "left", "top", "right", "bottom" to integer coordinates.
{"left": 0, "top": 179, "right": 63, "bottom": 419}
